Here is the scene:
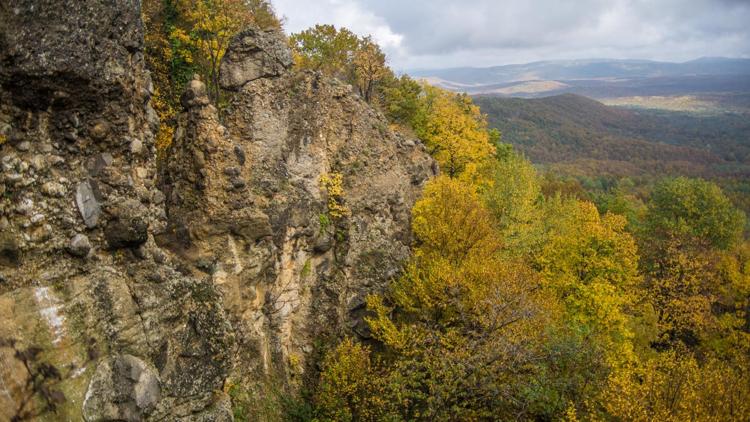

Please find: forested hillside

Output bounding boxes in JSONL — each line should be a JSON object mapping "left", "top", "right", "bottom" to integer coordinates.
{"left": 475, "top": 93, "right": 750, "bottom": 176}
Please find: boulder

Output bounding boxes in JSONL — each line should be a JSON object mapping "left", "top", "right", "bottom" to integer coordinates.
{"left": 219, "top": 27, "right": 293, "bottom": 90}
{"left": 75, "top": 180, "right": 101, "bottom": 228}
{"left": 68, "top": 233, "right": 91, "bottom": 257}
{"left": 180, "top": 76, "right": 211, "bottom": 108}
{"left": 82, "top": 355, "right": 160, "bottom": 422}
{"left": 161, "top": 25, "right": 437, "bottom": 400}
{"left": 104, "top": 200, "right": 149, "bottom": 249}
{"left": 0, "top": 1, "right": 235, "bottom": 419}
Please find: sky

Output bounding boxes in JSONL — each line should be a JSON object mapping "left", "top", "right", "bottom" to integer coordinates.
{"left": 271, "top": 0, "right": 750, "bottom": 71}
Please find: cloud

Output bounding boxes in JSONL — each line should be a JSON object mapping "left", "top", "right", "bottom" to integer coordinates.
{"left": 270, "top": 0, "right": 750, "bottom": 70}
{"left": 273, "top": 0, "right": 403, "bottom": 49}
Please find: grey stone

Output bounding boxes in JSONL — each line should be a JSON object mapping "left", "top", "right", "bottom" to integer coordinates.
{"left": 30, "top": 154, "right": 46, "bottom": 171}
{"left": 230, "top": 177, "right": 246, "bottom": 189}
{"left": 0, "top": 229, "right": 20, "bottom": 267}
{"left": 47, "top": 155, "right": 65, "bottom": 166}
{"left": 313, "top": 234, "right": 333, "bottom": 253}
{"left": 180, "top": 77, "right": 211, "bottom": 108}
{"left": 76, "top": 180, "right": 101, "bottom": 228}
{"left": 234, "top": 145, "right": 246, "bottom": 165}
{"left": 82, "top": 355, "right": 160, "bottom": 422}
{"left": 87, "top": 153, "right": 113, "bottom": 176}
{"left": 16, "top": 141, "right": 30, "bottom": 151}
{"left": 89, "top": 121, "right": 110, "bottom": 140}
{"left": 104, "top": 200, "right": 149, "bottom": 249}
{"left": 152, "top": 190, "right": 165, "bottom": 204}
{"left": 15, "top": 198, "right": 34, "bottom": 215}
{"left": 68, "top": 233, "right": 91, "bottom": 257}
{"left": 129, "top": 139, "right": 143, "bottom": 155}
{"left": 223, "top": 167, "right": 240, "bottom": 176}
{"left": 5, "top": 173, "right": 22, "bottom": 183}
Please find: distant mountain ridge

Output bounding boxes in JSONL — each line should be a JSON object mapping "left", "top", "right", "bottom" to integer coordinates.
{"left": 411, "top": 58, "right": 750, "bottom": 98}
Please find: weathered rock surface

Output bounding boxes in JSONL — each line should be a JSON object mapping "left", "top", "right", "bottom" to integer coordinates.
{"left": 160, "top": 27, "right": 436, "bottom": 398}
{"left": 82, "top": 354, "right": 161, "bottom": 422}
{"left": 0, "top": 1, "right": 435, "bottom": 420}
{"left": 0, "top": 1, "right": 233, "bottom": 420}
{"left": 219, "top": 27, "right": 293, "bottom": 90}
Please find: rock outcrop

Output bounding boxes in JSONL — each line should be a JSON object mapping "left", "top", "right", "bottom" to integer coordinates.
{"left": 0, "top": 1, "right": 435, "bottom": 419}
{"left": 160, "top": 25, "right": 435, "bottom": 396}
{"left": 0, "top": 1, "right": 233, "bottom": 420}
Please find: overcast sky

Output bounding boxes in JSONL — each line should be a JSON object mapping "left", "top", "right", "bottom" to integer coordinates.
{"left": 271, "top": 0, "right": 750, "bottom": 71}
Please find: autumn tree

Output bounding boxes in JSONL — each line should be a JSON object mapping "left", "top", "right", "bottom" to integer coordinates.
{"left": 601, "top": 350, "right": 750, "bottom": 421}
{"left": 172, "top": 0, "right": 250, "bottom": 103}
{"left": 352, "top": 38, "right": 389, "bottom": 103}
{"left": 536, "top": 198, "right": 640, "bottom": 363}
{"left": 480, "top": 147, "right": 541, "bottom": 253}
{"left": 142, "top": 0, "right": 279, "bottom": 151}
{"left": 289, "top": 24, "right": 360, "bottom": 77}
{"left": 313, "top": 176, "right": 567, "bottom": 419}
{"left": 412, "top": 85, "right": 495, "bottom": 178}
{"left": 644, "top": 177, "right": 745, "bottom": 251}
{"left": 290, "top": 25, "right": 391, "bottom": 104}
{"left": 640, "top": 177, "right": 746, "bottom": 348}
{"left": 314, "top": 339, "right": 399, "bottom": 421}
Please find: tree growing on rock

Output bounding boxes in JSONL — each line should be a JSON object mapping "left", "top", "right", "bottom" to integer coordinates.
{"left": 290, "top": 25, "right": 391, "bottom": 104}
{"left": 142, "top": 0, "right": 280, "bottom": 151}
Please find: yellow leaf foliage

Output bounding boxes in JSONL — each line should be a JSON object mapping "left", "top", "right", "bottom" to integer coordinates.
{"left": 415, "top": 85, "right": 495, "bottom": 178}
{"left": 603, "top": 351, "right": 750, "bottom": 421}
{"left": 320, "top": 172, "right": 350, "bottom": 219}
{"left": 536, "top": 197, "right": 641, "bottom": 364}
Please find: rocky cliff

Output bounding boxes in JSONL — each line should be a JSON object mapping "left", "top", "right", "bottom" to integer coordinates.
{"left": 0, "top": 2, "right": 434, "bottom": 420}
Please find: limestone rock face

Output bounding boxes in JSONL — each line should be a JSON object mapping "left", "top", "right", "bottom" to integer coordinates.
{"left": 161, "top": 27, "right": 436, "bottom": 396}
{"left": 0, "top": 1, "right": 233, "bottom": 420}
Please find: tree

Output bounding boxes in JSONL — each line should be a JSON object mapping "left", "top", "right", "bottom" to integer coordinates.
{"left": 382, "top": 75, "right": 424, "bottom": 126}
{"left": 640, "top": 178, "right": 747, "bottom": 348}
{"left": 480, "top": 147, "right": 541, "bottom": 252}
{"left": 315, "top": 177, "right": 564, "bottom": 419}
{"left": 535, "top": 197, "right": 641, "bottom": 366}
{"left": 142, "top": 0, "right": 280, "bottom": 151}
{"left": 602, "top": 351, "right": 750, "bottom": 421}
{"left": 289, "top": 24, "right": 360, "bottom": 78}
{"left": 352, "top": 38, "right": 389, "bottom": 103}
{"left": 644, "top": 177, "right": 745, "bottom": 251}
{"left": 172, "top": 0, "right": 254, "bottom": 103}
{"left": 314, "top": 339, "right": 398, "bottom": 421}
{"left": 290, "top": 26, "right": 391, "bottom": 104}
{"left": 413, "top": 85, "right": 495, "bottom": 178}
